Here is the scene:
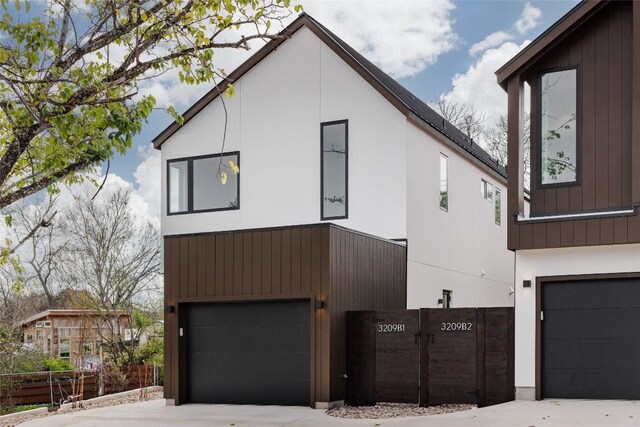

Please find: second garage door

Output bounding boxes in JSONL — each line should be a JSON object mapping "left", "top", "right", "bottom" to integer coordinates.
{"left": 186, "top": 300, "right": 310, "bottom": 405}
{"left": 542, "top": 277, "right": 640, "bottom": 399}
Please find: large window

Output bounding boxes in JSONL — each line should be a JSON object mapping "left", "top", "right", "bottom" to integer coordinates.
{"left": 440, "top": 154, "right": 448, "bottom": 211}
{"left": 495, "top": 188, "right": 501, "bottom": 225}
{"left": 321, "top": 120, "right": 348, "bottom": 220}
{"left": 167, "top": 152, "right": 240, "bottom": 215}
{"left": 540, "top": 68, "right": 578, "bottom": 185}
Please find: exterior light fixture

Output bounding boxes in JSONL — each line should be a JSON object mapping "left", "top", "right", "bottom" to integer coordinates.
{"left": 315, "top": 300, "right": 325, "bottom": 310}
{"left": 523, "top": 280, "right": 532, "bottom": 288}
{"left": 164, "top": 305, "right": 175, "bottom": 313}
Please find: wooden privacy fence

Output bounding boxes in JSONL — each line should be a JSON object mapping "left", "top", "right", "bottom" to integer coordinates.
{"left": 346, "top": 307, "right": 514, "bottom": 407}
{"left": 0, "top": 364, "right": 154, "bottom": 406}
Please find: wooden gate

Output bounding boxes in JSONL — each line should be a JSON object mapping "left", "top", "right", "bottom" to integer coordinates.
{"left": 346, "top": 310, "right": 419, "bottom": 405}
{"left": 347, "top": 307, "right": 514, "bottom": 407}
{"left": 420, "top": 308, "right": 477, "bottom": 406}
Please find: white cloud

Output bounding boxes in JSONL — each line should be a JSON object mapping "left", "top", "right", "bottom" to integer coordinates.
{"left": 468, "top": 31, "right": 513, "bottom": 56}
{"left": 515, "top": 2, "right": 542, "bottom": 35}
{"left": 441, "top": 40, "right": 530, "bottom": 130}
{"left": 304, "top": 0, "right": 457, "bottom": 78}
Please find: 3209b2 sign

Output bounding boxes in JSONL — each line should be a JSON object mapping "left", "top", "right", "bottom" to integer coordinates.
{"left": 441, "top": 322, "right": 473, "bottom": 331}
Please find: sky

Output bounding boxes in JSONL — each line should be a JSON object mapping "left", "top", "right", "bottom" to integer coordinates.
{"left": 28, "top": 0, "right": 582, "bottom": 228}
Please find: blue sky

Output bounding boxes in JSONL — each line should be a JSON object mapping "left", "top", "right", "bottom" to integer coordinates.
{"left": 107, "top": 0, "right": 579, "bottom": 212}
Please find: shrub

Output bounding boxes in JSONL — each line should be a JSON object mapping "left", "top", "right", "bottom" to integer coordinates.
{"left": 43, "top": 358, "right": 74, "bottom": 372}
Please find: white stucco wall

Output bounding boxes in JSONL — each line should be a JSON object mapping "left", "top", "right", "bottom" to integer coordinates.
{"left": 161, "top": 26, "right": 407, "bottom": 240}
{"left": 514, "top": 244, "right": 640, "bottom": 394}
{"left": 159, "top": 25, "right": 515, "bottom": 310}
{"left": 405, "top": 123, "right": 514, "bottom": 308}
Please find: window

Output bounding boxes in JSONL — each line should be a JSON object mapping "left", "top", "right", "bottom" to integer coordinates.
{"left": 440, "top": 290, "right": 452, "bottom": 308}
{"left": 36, "top": 321, "right": 43, "bottom": 328}
{"left": 25, "top": 334, "right": 33, "bottom": 342}
{"left": 440, "top": 154, "right": 448, "bottom": 211}
{"left": 481, "top": 179, "right": 493, "bottom": 201}
{"left": 59, "top": 339, "right": 70, "bottom": 359}
{"left": 43, "top": 321, "right": 51, "bottom": 327}
{"left": 167, "top": 152, "right": 240, "bottom": 214}
{"left": 321, "top": 120, "right": 348, "bottom": 220}
{"left": 540, "top": 68, "right": 578, "bottom": 185}
{"left": 495, "top": 188, "right": 502, "bottom": 225}
{"left": 36, "top": 330, "right": 43, "bottom": 340}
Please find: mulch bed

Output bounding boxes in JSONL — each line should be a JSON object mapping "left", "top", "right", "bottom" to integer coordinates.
{"left": 327, "top": 402, "right": 476, "bottom": 419}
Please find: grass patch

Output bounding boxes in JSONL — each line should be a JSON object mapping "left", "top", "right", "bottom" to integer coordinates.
{"left": 10, "top": 404, "right": 49, "bottom": 413}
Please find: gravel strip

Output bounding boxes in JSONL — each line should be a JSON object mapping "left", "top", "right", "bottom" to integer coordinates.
{"left": 327, "top": 403, "right": 476, "bottom": 419}
{"left": 2, "top": 390, "right": 163, "bottom": 427}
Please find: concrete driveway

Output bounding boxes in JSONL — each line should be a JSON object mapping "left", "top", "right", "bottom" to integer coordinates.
{"left": 18, "top": 399, "right": 640, "bottom": 427}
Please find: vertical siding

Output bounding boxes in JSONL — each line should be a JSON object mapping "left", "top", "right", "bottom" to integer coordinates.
{"left": 164, "top": 223, "right": 406, "bottom": 405}
{"left": 328, "top": 227, "right": 407, "bottom": 401}
{"left": 511, "top": 1, "right": 638, "bottom": 250}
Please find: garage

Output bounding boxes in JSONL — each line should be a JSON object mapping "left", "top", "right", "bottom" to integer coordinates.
{"left": 541, "top": 277, "right": 640, "bottom": 399}
{"left": 186, "top": 300, "right": 311, "bottom": 405}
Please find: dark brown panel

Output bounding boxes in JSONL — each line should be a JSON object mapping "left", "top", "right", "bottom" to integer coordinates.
{"left": 281, "top": 229, "right": 291, "bottom": 294}
{"left": 586, "top": 219, "right": 601, "bottom": 245}
{"left": 252, "top": 232, "right": 262, "bottom": 295}
{"left": 632, "top": 1, "right": 640, "bottom": 202}
{"left": 608, "top": 6, "right": 622, "bottom": 208}
{"left": 594, "top": 15, "right": 610, "bottom": 210}
{"left": 614, "top": 217, "right": 628, "bottom": 244}
{"left": 233, "top": 234, "right": 243, "bottom": 295}
{"left": 262, "top": 233, "right": 272, "bottom": 294}
{"left": 532, "top": 223, "right": 547, "bottom": 249}
{"left": 188, "top": 237, "right": 197, "bottom": 297}
{"left": 271, "top": 230, "right": 282, "bottom": 294}
{"left": 290, "top": 229, "right": 301, "bottom": 294}
{"left": 546, "top": 223, "right": 561, "bottom": 248}
{"left": 600, "top": 218, "right": 614, "bottom": 244}
{"left": 205, "top": 235, "right": 216, "bottom": 297}
{"left": 224, "top": 234, "right": 234, "bottom": 295}
{"left": 346, "top": 311, "right": 376, "bottom": 406}
{"left": 573, "top": 220, "right": 587, "bottom": 247}
{"left": 300, "top": 228, "right": 311, "bottom": 293}
{"left": 196, "top": 235, "right": 207, "bottom": 297}
{"left": 242, "top": 233, "right": 252, "bottom": 295}
{"left": 215, "top": 235, "right": 225, "bottom": 296}
{"left": 560, "top": 221, "right": 574, "bottom": 247}
{"left": 581, "top": 27, "right": 597, "bottom": 211}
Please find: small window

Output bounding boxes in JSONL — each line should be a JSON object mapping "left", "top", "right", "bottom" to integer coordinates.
{"left": 481, "top": 179, "right": 493, "bottom": 201}
{"left": 540, "top": 68, "right": 578, "bottom": 185}
{"left": 59, "top": 339, "right": 70, "bottom": 359}
{"left": 36, "top": 321, "right": 43, "bottom": 328}
{"left": 321, "top": 120, "right": 348, "bottom": 220}
{"left": 439, "top": 154, "right": 448, "bottom": 211}
{"left": 36, "top": 330, "right": 43, "bottom": 340}
{"left": 167, "top": 152, "right": 240, "bottom": 215}
{"left": 25, "top": 334, "right": 33, "bottom": 342}
{"left": 43, "top": 321, "right": 50, "bottom": 327}
{"left": 440, "top": 290, "right": 452, "bottom": 308}
{"left": 495, "top": 188, "right": 502, "bottom": 225}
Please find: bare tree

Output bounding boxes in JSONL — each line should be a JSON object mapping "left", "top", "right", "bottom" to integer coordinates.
{"left": 6, "top": 197, "right": 67, "bottom": 309}
{"left": 483, "top": 114, "right": 531, "bottom": 187}
{"left": 434, "top": 95, "right": 487, "bottom": 142}
{"left": 61, "top": 188, "right": 161, "bottom": 364}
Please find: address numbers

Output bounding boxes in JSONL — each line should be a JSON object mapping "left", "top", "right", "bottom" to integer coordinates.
{"left": 377, "top": 324, "right": 405, "bottom": 333}
{"left": 441, "top": 322, "right": 473, "bottom": 331}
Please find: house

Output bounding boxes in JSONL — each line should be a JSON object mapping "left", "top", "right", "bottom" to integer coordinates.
{"left": 20, "top": 310, "right": 128, "bottom": 369}
{"left": 155, "top": 13, "right": 515, "bottom": 408}
{"left": 497, "top": 0, "right": 640, "bottom": 401}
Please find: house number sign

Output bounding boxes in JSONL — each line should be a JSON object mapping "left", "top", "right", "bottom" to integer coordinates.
{"left": 377, "top": 323, "right": 405, "bottom": 333}
{"left": 441, "top": 322, "right": 473, "bottom": 331}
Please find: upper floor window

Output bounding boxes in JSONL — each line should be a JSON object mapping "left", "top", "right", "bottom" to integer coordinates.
{"left": 440, "top": 154, "right": 448, "bottom": 211}
{"left": 321, "top": 120, "right": 348, "bottom": 220}
{"left": 167, "top": 152, "right": 240, "bottom": 215}
{"left": 481, "top": 179, "right": 493, "bottom": 201}
{"left": 495, "top": 188, "right": 502, "bottom": 225}
{"left": 540, "top": 68, "right": 578, "bottom": 186}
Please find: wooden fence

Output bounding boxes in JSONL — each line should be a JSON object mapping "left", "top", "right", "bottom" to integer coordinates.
{"left": 346, "top": 308, "right": 514, "bottom": 407}
{"left": 0, "top": 365, "right": 154, "bottom": 406}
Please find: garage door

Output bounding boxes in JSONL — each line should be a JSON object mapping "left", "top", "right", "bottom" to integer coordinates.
{"left": 186, "top": 300, "right": 310, "bottom": 405}
{"left": 542, "top": 278, "right": 640, "bottom": 399}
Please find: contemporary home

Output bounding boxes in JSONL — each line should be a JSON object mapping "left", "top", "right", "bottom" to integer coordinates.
{"left": 156, "top": 13, "right": 515, "bottom": 407}
{"left": 20, "top": 309, "right": 128, "bottom": 369}
{"left": 497, "top": 0, "right": 640, "bottom": 401}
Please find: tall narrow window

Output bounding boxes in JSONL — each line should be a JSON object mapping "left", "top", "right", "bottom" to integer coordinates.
{"left": 495, "top": 188, "right": 502, "bottom": 225}
{"left": 440, "top": 154, "right": 448, "bottom": 211}
{"left": 540, "top": 68, "right": 578, "bottom": 185}
{"left": 441, "top": 290, "right": 452, "bottom": 308}
{"left": 321, "top": 120, "right": 348, "bottom": 220}
{"left": 168, "top": 160, "right": 189, "bottom": 213}
{"left": 481, "top": 179, "right": 493, "bottom": 201}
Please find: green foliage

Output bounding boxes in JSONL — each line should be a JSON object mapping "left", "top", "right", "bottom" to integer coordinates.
{"left": 0, "top": 0, "right": 299, "bottom": 211}
{"left": 132, "top": 338, "right": 163, "bottom": 365}
{"left": 10, "top": 403, "right": 48, "bottom": 414}
{"left": 43, "top": 358, "right": 74, "bottom": 372}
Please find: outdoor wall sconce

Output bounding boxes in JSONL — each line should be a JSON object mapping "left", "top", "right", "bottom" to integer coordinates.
{"left": 315, "top": 300, "right": 326, "bottom": 310}
{"left": 164, "top": 305, "right": 175, "bottom": 313}
{"left": 523, "top": 280, "right": 532, "bottom": 288}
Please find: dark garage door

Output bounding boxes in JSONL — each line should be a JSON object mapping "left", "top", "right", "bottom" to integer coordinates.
{"left": 186, "top": 300, "right": 310, "bottom": 405}
{"left": 542, "top": 278, "right": 640, "bottom": 399}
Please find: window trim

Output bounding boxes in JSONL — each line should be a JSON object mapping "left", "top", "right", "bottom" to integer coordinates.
{"left": 166, "top": 151, "right": 241, "bottom": 216}
{"left": 439, "top": 153, "right": 448, "bottom": 212}
{"left": 537, "top": 65, "right": 581, "bottom": 189}
{"left": 320, "top": 119, "right": 349, "bottom": 221}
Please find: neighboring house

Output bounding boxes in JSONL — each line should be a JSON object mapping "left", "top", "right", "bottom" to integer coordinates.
{"left": 497, "top": 0, "right": 640, "bottom": 401}
{"left": 20, "top": 310, "right": 128, "bottom": 369}
{"left": 125, "top": 320, "right": 163, "bottom": 346}
{"left": 156, "top": 13, "right": 514, "bottom": 407}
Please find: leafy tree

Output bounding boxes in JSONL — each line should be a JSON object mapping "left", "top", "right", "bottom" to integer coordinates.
{"left": 0, "top": 0, "right": 298, "bottom": 212}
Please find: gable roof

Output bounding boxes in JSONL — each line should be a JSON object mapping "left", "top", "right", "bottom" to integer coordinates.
{"left": 153, "top": 13, "right": 506, "bottom": 180}
{"left": 496, "top": 0, "right": 608, "bottom": 89}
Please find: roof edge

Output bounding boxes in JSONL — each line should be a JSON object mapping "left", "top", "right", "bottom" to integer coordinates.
{"left": 495, "top": 0, "right": 608, "bottom": 89}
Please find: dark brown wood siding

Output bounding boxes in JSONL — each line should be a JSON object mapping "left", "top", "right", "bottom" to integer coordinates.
{"left": 508, "top": 1, "right": 640, "bottom": 250}
{"left": 163, "top": 223, "right": 406, "bottom": 405}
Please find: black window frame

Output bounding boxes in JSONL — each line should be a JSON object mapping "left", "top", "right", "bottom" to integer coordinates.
{"left": 537, "top": 65, "right": 581, "bottom": 189}
{"left": 166, "top": 151, "right": 240, "bottom": 216}
{"left": 320, "top": 119, "right": 349, "bottom": 221}
{"left": 495, "top": 188, "right": 502, "bottom": 225}
{"left": 439, "top": 153, "right": 448, "bottom": 212}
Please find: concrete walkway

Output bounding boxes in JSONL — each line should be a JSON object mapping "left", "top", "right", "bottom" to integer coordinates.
{"left": 18, "top": 399, "right": 640, "bottom": 427}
